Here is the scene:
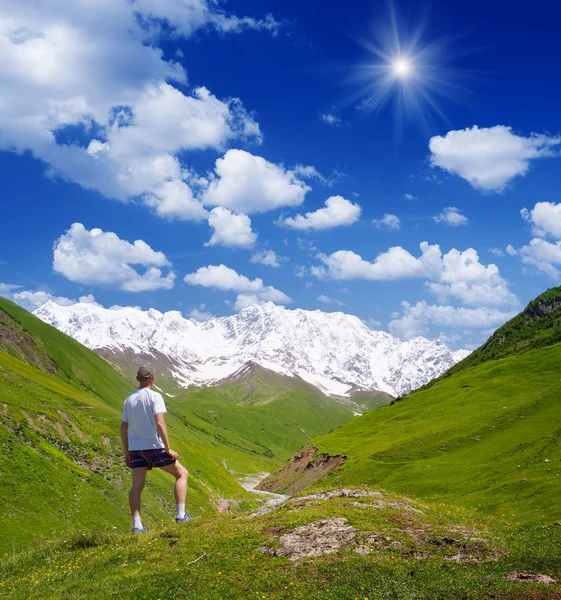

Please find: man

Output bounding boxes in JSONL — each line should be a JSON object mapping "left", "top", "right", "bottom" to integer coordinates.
{"left": 120, "top": 366, "right": 197, "bottom": 532}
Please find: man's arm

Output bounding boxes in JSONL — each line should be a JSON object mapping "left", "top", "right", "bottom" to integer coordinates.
{"left": 120, "top": 421, "right": 131, "bottom": 466}
{"left": 155, "top": 413, "right": 179, "bottom": 460}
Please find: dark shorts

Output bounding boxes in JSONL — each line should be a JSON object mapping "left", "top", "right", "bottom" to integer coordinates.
{"left": 128, "top": 448, "right": 176, "bottom": 470}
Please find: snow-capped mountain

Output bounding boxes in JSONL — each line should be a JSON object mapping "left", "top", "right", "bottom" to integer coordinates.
{"left": 34, "top": 301, "right": 470, "bottom": 397}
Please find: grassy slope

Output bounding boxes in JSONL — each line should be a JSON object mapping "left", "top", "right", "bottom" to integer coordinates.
{"left": 0, "top": 297, "right": 132, "bottom": 409}
{"left": 302, "top": 341, "right": 561, "bottom": 523}
{"left": 0, "top": 349, "right": 258, "bottom": 554}
{"left": 172, "top": 383, "right": 354, "bottom": 474}
{"left": 0, "top": 301, "right": 359, "bottom": 554}
{"left": 3, "top": 488, "right": 561, "bottom": 600}
{"left": 435, "top": 285, "right": 561, "bottom": 384}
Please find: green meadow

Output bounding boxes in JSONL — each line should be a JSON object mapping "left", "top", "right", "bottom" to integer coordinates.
{"left": 3, "top": 287, "right": 561, "bottom": 598}
{"left": 0, "top": 297, "right": 356, "bottom": 554}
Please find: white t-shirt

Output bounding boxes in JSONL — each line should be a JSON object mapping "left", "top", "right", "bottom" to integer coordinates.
{"left": 122, "top": 387, "right": 167, "bottom": 451}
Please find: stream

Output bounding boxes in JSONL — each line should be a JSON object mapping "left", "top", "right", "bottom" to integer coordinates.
{"left": 238, "top": 472, "right": 290, "bottom": 517}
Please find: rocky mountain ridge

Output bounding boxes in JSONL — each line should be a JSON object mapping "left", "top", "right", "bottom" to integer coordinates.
{"left": 34, "top": 301, "right": 470, "bottom": 397}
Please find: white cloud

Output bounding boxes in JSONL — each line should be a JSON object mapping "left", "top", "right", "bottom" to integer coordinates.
{"left": 0, "top": 285, "right": 100, "bottom": 312}
{"left": 0, "top": 283, "right": 21, "bottom": 298}
{"left": 188, "top": 304, "right": 214, "bottom": 322}
{"left": 185, "top": 264, "right": 260, "bottom": 291}
{"left": 363, "top": 318, "right": 382, "bottom": 329}
{"left": 317, "top": 295, "right": 345, "bottom": 306}
{"left": 53, "top": 223, "right": 175, "bottom": 292}
{"left": 12, "top": 291, "right": 75, "bottom": 311}
{"left": 388, "top": 300, "right": 516, "bottom": 340}
{"left": 205, "top": 207, "right": 257, "bottom": 248}
{"left": 512, "top": 203, "right": 561, "bottom": 278}
{"left": 321, "top": 114, "right": 346, "bottom": 127}
{"left": 429, "top": 125, "right": 561, "bottom": 192}
{"left": 251, "top": 250, "right": 282, "bottom": 268}
{"left": 314, "top": 243, "right": 438, "bottom": 281}
{"left": 489, "top": 247, "right": 504, "bottom": 257}
{"left": 0, "top": 0, "right": 271, "bottom": 222}
{"left": 278, "top": 196, "right": 361, "bottom": 231}
{"left": 438, "top": 332, "right": 462, "bottom": 344}
{"left": 184, "top": 264, "right": 292, "bottom": 307}
{"left": 291, "top": 165, "right": 346, "bottom": 188}
{"left": 518, "top": 238, "right": 561, "bottom": 279}
{"left": 143, "top": 179, "right": 209, "bottom": 222}
{"left": 426, "top": 281, "right": 518, "bottom": 307}
{"left": 404, "top": 193, "right": 418, "bottom": 200}
{"left": 314, "top": 242, "right": 517, "bottom": 308}
{"left": 132, "top": 0, "right": 281, "bottom": 37}
{"left": 433, "top": 207, "right": 468, "bottom": 227}
{"left": 373, "top": 214, "right": 400, "bottom": 231}
{"left": 521, "top": 202, "right": 561, "bottom": 239}
{"left": 202, "top": 149, "right": 311, "bottom": 214}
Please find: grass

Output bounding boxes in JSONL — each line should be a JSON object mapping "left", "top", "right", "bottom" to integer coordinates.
{"left": 439, "top": 284, "right": 561, "bottom": 381}
{"left": 0, "top": 302, "right": 359, "bottom": 554}
{"left": 170, "top": 384, "right": 354, "bottom": 474}
{"left": 0, "top": 297, "right": 132, "bottom": 409}
{"left": 2, "top": 487, "right": 561, "bottom": 599}
{"left": 275, "top": 340, "right": 561, "bottom": 524}
{"left": 0, "top": 349, "right": 253, "bottom": 554}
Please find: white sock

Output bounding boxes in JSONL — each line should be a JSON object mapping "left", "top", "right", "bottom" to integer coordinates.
{"left": 176, "top": 504, "right": 185, "bottom": 519}
{"left": 133, "top": 515, "right": 143, "bottom": 530}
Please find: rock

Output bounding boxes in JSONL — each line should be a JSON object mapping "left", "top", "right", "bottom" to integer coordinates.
{"left": 504, "top": 571, "right": 557, "bottom": 584}
{"left": 259, "top": 517, "right": 357, "bottom": 561}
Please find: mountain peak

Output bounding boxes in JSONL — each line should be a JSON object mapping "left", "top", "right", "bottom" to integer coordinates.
{"left": 34, "top": 301, "right": 467, "bottom": 397}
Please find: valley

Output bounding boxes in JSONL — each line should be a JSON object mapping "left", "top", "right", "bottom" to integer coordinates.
{"left": 3, "top": 287, "right": 561, "bottom": 598}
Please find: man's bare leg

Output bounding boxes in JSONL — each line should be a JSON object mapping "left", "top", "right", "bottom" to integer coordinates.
{"left": 161, "top": 461, "right": 191, "bottom": 520}
{"left": 129, "top": 467, "right": 148, "bottom": 529}
{"left": 161, "top": 460, "right": 188, "bottom": 504}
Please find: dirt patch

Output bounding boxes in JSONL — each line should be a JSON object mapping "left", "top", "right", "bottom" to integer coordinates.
{"left": 345, "top": 500, "right": 424, "bottom": 514}
{"left": 57, "top": 410, "right": 87, "bottom": 441}
{"left": 291, "top": 489, "right": 424, "bottom": 514}
{"left": 256, "top": 446, "right": 345, "bottom": 495}
{"left": 1, "top": 403, "right": 9, "bottom": 416}
{"left": 505, "top": 572, "right": 557, "bottom": 584}
{"left": 296, "top": 488, "right": 382, "bottom": 502}
{"left": 101, "top": 434, "right": 111, "bottom": 448}
{"left": 258, "top": 518, "right": 357, "bottom": 561}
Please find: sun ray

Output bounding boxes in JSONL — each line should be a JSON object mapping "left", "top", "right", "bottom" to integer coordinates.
{"left": 347, "top": 1, "right": 477, "bottom": 134}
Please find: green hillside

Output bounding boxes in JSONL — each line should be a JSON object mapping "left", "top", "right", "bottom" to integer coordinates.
{"left": 0, "top": 297, "right": 132, "bottom": 409}
{"left": 261, "top": 299, "right": 561, "bottom": 524}
{"left": 441, "top": 285, "right": 561, "bottom": 379}
{"left": 171, "top": 384, "right": 353, "bottom": 474}
{"left": 0, "top": 301, "right": 358, "bottom": 554}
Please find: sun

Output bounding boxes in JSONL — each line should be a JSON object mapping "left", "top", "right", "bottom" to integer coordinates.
{"left": 346, "top": 1, "right": 472, "bottom": 133}
{"left": 392, "top": 58, "right": 412, "bottom": 78}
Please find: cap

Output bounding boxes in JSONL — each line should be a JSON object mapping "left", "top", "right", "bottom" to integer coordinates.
{"left": 137, "top": 365, "right": 155, "bottom": 380}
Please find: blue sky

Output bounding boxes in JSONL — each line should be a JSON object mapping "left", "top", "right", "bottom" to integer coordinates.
{"left": 1, "top": 0, "right": 560, "bottom": 350}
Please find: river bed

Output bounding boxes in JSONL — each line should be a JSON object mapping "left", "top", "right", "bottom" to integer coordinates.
{"left": 238, "top": 472, "right": 289, "bottom": 517}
